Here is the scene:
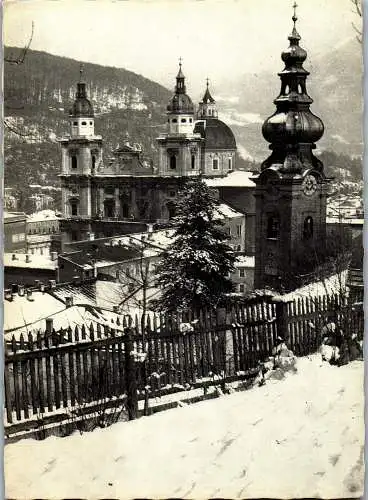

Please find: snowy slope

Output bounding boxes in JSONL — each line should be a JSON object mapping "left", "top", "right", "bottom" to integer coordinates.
{"left": 5, "top": 355, "right": 364, "bottom": 499}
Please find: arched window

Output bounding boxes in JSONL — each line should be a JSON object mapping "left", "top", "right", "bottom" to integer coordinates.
{"left": 189, "top": 118, "right": 193, "bottom": 123}
{"left": 71, "top": 155, "right": 77, "bottom": 169}
{"left": 228, "top": 157, "right": 232, "bottom": 170}
{"left": 191, "top": 155, "right": 196, "bottom": 169}
{"left": 89, "top": 121, "right": 93, "bottom": 125}
{"left": 170, "top": 155, "right": 177, "bottom": 170}
{"left": 303, "top": 216, "right": 313, "bottom": 240}
{"left": 267, "top": 214, "right": 280, "bottom": 239}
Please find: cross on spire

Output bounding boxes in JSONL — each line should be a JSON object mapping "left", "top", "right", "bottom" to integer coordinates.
{"left": 179, "top": 56, "right": 182, "bottom": 67}
{"left": 292, "top": 1, "right": 298, "bottom": 26}
{"left": 206, "top": 77, "right": 209, "bottom": 88}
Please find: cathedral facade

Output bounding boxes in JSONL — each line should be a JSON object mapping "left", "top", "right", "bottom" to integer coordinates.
{"left": 59, "top": 64, "right": 237, "bottom": 246}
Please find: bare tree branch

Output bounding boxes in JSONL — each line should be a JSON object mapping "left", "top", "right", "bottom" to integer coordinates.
{"left": 351, "top": 0, "right": 362, "bottom": 43}
{"left": 5, "top": 21, "right": 35, "bottom": 65}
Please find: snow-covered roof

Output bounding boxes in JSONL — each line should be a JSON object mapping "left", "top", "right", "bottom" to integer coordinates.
{"left": 215, "top": 203, "right": 243, "bottom": 219}
{"left": 281, "top": 270, "right": 348, "bottom": 302}
{"left": 4, "top": 253, "right": 58, "bottom": 270}
{"left": 27, "top": 210, "right": 60, "bottom": 222}
{"left": 4, "top": 291, "right": 66, "bottom": 333}
{"left": 234, "top": 255, "right": 255, "bottom": 268}
{"left": 205, "top": 171, "right": 256, "bottom": 188}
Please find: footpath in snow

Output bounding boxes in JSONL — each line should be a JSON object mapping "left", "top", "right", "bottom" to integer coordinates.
{"left": 5, "top": 355, "right": 364, "bottom": 499}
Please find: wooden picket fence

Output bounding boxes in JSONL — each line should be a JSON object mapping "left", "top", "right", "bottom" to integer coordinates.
{"left": 4, "top": 293, "right": 364, "bottom": 436}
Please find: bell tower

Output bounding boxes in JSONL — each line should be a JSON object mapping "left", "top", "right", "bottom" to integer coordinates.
{"left": 197, "top": 79, "right": 218, "bottom": 119}
{"left": 157, "top": 60, "right": 203, "bottom": 176}
{"left": 59, "top": 66, "right": 103, "bottom": 243}
{"left": 254, "top": 4, "right": 329, "bottom": 291}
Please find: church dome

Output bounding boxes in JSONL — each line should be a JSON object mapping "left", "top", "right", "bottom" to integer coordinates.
{"left": 70, "top": 82, "right": 94, "bottom": 117}
{"left": 194, "top": 118, "right": 236, "bottom": 150}
{"left": 167, "top": 93, "right": 194, "bottom": 114}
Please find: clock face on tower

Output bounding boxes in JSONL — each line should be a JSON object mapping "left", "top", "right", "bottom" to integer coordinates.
{"left": 302, "top": 174, "right": 318, "bottom": 196}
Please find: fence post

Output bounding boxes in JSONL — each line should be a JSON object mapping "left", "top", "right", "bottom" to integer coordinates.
{"left": 124, "top": 328, "right": 138, "bottom": 421}
{"left": 274, "top": 298, "right": 289, "bottom": 342}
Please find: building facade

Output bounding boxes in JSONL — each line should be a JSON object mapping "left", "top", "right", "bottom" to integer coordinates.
{"left": 254, "top": 11, "right": 329, "bottom": 291}
{"left": 59, "top": 65, "right": 237, "bottom": 246}
{"left": 4, "top": 212, "right": 27, "bottom": 253}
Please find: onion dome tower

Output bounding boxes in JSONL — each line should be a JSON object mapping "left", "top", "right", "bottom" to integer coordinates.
{"left": 59, "top": 64, "right": 103, "bottom": 245}
{"left": 157, "top": 59, "right": 202, "bottom": 177}
{"left": 261, "top": 4, "right": 324, "bottom": 173}
{"left": 254, "top": 4, "right": 329, "bottom": 292}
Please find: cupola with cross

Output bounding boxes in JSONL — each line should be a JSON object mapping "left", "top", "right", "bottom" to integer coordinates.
{"left": 254, "top": 4, "right": 330, "bottom": 291}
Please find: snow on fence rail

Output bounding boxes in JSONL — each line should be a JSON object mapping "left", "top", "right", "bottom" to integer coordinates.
{"left": 4, "top": 293, "right": 364, "bottom": 431}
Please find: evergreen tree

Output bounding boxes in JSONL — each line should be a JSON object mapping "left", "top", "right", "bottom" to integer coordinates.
{"left": 153, "top": 176, "right": 235, "bottom": 313}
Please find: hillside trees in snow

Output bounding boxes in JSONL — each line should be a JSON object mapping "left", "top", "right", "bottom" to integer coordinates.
{"left": 153, "top": 177, "right": 236, "bottom": 313}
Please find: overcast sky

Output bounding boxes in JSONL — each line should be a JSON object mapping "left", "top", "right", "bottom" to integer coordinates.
{"left": 4, "top": 0, "right": 359, "bottom": 95}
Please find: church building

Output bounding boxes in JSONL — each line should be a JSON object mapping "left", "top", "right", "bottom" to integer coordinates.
{"left": 59, "top": 63, "right": 237, "bottom": 246}
{"left": 254, "top": 7, "right": 329, "bottom": 291}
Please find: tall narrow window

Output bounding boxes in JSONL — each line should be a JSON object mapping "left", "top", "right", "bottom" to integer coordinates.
{"left": 70, "top": 201, "right": 78, "bottom": 216}
{"left": 92, "top": 155, "right": 96, "bottom": 170}
{"left": 228, "top": 157, "right": 233, "bottom": 170}
{"left": 191, "top": 155, "right": 196, "bottom": 169}
{"left": 71, "top": 155, "right": 77, "bottom": 169}
{"left": 236, "top": 224, "right": 242, "bottom": 237}
{"left": 267, "top": 214, "right": 280, "bottom": 239}
{"left": 303, "top": 216, "right": 313, "bottom": 240}
{"left": 170, "top": 155, "right": 177, "bottom": 170}
{"left": 122, "top": 203, "right": 129, "bottom": 218}
{"left": 213, "top": 158, "right": 219, "bottom": 170}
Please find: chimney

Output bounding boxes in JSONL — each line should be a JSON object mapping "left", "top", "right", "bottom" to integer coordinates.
{"left": 25, "top": 254, "right": 31, "bottom": 263}
{"left": 27, "top": 289, "right": 34, "bottom": 301}
{"left": 18, "top": 284, "right": 25, "bottom": 296}
{"left": 45, "top": 318, "right": 53, "bottom": 334}
{"left": 51, "top": 251, "right": 58, "bottom": 261}
{"left": 39, "top": 282, "right": 45, "bottom": 292}
{"left": 11, "top": 283, "right": 18, "bottom": 294}
{"left": 11, "top": 253, "right": 17, "bottom": 261}
{"left": 34, "top": 280, "right": 40, "bottom": 288}
{"left": 49, "top": 280, "right": 56, "bottom": 289}
{"left": 65, "top": 296, "right": 73, "bottom": 308}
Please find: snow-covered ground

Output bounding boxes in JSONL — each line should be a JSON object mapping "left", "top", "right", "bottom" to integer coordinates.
{"left": 5, "top": 355, "right": 364, "bottom": 499}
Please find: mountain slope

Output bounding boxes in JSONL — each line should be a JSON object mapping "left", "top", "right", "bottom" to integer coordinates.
{"left": 4, "top": 47, "right": 172, "bottom": 190}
